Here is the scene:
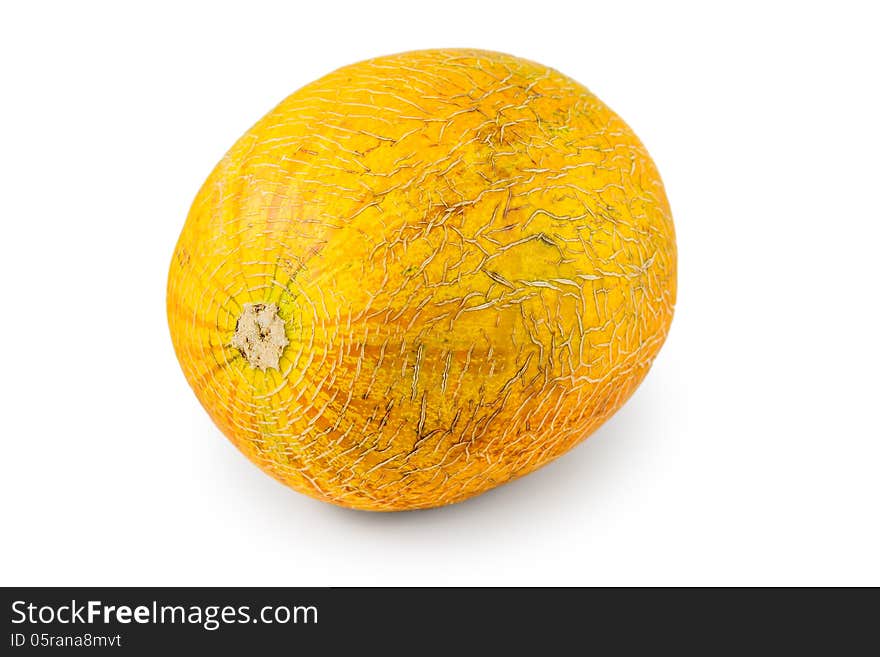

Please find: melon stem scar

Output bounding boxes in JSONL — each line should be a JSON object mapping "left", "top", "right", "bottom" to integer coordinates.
{"left": 231, "top": 302, "right": 289, "bottom": 371}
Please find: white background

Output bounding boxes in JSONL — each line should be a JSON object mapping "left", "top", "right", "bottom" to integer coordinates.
{"left": 2, "top": 1, "right": 878, "bottom": 586}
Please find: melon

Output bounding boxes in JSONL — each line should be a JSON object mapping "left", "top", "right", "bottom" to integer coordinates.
{"left": 167, "top": 49, "right": 677, "bottom": 511}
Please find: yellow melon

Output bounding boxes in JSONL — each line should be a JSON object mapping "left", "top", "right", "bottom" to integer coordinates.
{"left": 167, "top": 49, "right": 676, "bottom": 511}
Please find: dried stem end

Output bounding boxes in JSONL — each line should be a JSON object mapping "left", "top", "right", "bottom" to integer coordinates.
{"left": 231, "top": 302, "right": 289, "bottom": 371}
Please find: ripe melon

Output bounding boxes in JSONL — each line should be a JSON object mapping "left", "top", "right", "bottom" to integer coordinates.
{"left": 167, "top": 49, "right": 676, "bottom": 511}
